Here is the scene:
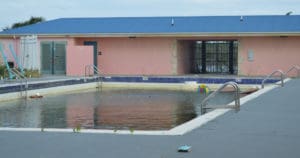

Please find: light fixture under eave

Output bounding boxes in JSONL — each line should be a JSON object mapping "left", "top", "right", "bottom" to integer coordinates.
{"left": 240, "top": 16, "right": 243, "bottom": 22}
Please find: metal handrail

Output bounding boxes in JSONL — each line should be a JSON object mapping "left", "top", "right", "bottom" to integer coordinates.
{"left": 261, "top": 70, "right": 285, "bottom": 89}
{"left": 10, "top": 68, "right": 28, "bottom": 98}
{"left": 85, "top": 65, "right": 101, "bottom": 77}
{"left": 285, "top": 65, "right": 300, "bottom": 78}
{"left": 200, "top": 82, "right": 240, "bottom": 115}
{"left": 84, "top": 65, "right": 102, "bottom": 90}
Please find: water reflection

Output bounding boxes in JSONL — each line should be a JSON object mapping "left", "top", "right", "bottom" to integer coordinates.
{"left": 0, "top": 89, "right": 236, "bottom": 130}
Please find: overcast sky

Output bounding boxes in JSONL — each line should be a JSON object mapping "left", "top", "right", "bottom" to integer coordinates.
{"left": 1, "top": 0, "right": 300, "bottom": 30}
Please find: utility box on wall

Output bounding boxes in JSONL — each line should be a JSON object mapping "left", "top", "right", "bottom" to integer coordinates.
{"left": 248, "top": 50, "right": 254, "bottom": 62}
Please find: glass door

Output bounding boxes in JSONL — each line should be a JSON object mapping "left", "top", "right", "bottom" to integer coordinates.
{"left": 41, "top": 41, "right": 66, "bottom": 75}
{"left": 53, "top": 42, "right": 66, "bottom": 75}
{"left": 41, "top": 42, "right": 53, "bottom": 74}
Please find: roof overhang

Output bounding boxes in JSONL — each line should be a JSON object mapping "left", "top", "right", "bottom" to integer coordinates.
{"left": 1, "top": 32, "right": 300, "bottom": 38}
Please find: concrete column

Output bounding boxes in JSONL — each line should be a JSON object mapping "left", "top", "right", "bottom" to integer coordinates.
{"left": 171, "top": 39, "right": 178, "bottom": 75}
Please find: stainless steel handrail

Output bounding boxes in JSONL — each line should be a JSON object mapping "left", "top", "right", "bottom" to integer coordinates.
{"left": 200, "top": 81, "right": 240, "bottom": 115}
{"left": 84, "top": 65, "right": 102, "bottom": 90}
{"left": 85, "top": 65, "right": 101, "bottom": 77}
{"left": 285, "top": 65, "right": 300, "bottom": 78}
{"left": 261, "top": 70, "right": 285, "bottom": 88}
{"left": 10, "top": 68, "right": 28, "bottom": 98}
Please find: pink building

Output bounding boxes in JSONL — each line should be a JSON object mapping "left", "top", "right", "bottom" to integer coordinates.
{"left": 0, "top": 15, "right": 300, "bottom": 77}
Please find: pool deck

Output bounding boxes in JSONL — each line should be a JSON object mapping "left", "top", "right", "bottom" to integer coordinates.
{"left": 0, "top": 79, "right": 300, "bottom": 158}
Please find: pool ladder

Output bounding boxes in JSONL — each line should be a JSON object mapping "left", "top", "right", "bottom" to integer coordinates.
{"left": 261, "top": 70, "right": 285, "bottom": 89}
{"left": 200, "top": 82, "right": 240, "bottom": 115}
{"left": 286, "top": 65, "right": 300, "bottom": 78}
{"left": 10, "top": 68, "right": 28, "bottom": 98}
{"left": 261, "top": 66, "right": 300, "bottom": 89}
{"left": 84, "top": 65, "right": 102, "bottom": 90}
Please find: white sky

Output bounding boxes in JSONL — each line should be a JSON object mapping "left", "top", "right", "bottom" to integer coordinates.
{"left": 1, "top": 0, "right": 300, "bottom": 30}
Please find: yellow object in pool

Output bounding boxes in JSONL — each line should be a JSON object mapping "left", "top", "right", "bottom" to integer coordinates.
{"left": 199, "top": 84, "right": 210, "bottom": 94}
{"left": 205, "top": 87, "right": 210, "bottom": 94}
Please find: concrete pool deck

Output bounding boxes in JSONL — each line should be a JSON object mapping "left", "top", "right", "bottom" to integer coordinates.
{"left": 0, "top": 79, "right": 299, "bottom": 158}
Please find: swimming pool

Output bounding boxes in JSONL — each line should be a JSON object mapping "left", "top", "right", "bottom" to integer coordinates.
{"left": 0, "top": 89, "right": 237, "bottom": 130}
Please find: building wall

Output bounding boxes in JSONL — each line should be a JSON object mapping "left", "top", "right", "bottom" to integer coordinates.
{"left": 0, "top": 37, "right": 94, "bottom": 76}
{"left": 76, "top": 37, "right": 176, "bottom": 75}
{"left": 2, "top": 35, "right": 300, "bottom": 77}
{"left": 238, "top": 36, "right": 300, "bottom": 77}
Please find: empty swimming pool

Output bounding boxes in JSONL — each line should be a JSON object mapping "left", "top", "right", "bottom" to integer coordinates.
{"left": 0, "top": 89, "right": 237, "bottom": 130}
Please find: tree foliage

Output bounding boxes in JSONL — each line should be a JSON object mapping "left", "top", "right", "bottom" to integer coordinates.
{"left": 2, "top": 16, "right": 45, "bottom": 31}
{"left": 12, "top": 16, "right": 45, "bottom": 29}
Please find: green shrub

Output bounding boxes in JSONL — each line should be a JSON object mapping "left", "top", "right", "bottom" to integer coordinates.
{"left": 0, "top": 65, "right": 8, "bottom": 78}
{"left": 0, "top": 66, "right": 41, "bottom": 79}
{"left": 24, "top": 69, "right": 40, "bottom": 78}
{"left": 73, "top": 124, "right": 81, "bottom": 133}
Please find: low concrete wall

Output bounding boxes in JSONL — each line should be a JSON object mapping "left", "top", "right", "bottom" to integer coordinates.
{"left": 66, "top": 45, "right": 93, "bottom": 76}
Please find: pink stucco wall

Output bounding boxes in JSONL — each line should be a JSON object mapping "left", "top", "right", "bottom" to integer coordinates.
{"left": 66, "top": 45, "right": 93, "bottom": 76}
{"left": 76, "top": 37, "right": 176, "bottom": 75}
{"left": 239, "top": 36, "right": 300, "bottom": 76}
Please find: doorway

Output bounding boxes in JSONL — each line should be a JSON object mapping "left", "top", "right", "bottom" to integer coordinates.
{"left": 84, "top": 41, "right": 98, "bottom": 71}
{"left": 41, "top": 41, "right": 66, "bottom": 75}
{"left": 192, "top": 40, "right": 238, "bottom": 74}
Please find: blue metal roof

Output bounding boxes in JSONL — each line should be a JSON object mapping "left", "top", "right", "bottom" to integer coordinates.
{"left": 1, "top": 15, "right": 300, "bottom": 36}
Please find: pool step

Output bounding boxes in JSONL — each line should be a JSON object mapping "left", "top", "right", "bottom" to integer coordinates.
{"left": 203, "top": 105, "right": 238, "bottom": 109}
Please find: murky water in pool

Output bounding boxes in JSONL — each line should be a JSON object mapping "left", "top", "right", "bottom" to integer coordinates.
{"left": 0, "top": 90, "right": 236, "bottom": 130}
